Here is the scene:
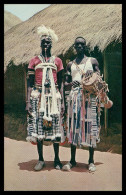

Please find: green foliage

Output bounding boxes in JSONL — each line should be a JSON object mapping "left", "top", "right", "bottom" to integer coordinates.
{"left": 4, "top": 61, "right": 26, "bottom": 106}
{"left": 4, "top": 112, "right": 27, "bottom": 141}
{"left": 96, "top": 124, "right": 122, "bottom": 154}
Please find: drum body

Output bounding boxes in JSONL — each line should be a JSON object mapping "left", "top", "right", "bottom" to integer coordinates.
{"left": 82, "top": 72, "right": 109, "bottom": 95}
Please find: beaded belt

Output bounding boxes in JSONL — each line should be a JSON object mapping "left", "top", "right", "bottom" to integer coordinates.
{"left": 34, "top": 84, "right": 42, "bottom": 90}
{"left": 34, "top": 84, "right": 58, "bottom": 90}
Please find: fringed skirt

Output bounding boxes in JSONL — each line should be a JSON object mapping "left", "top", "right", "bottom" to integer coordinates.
{"left": 26, "top": 87, "right": 66, "bottom": 144}
{"left": 66, "top": 87, "right": 101, "bottom": 148}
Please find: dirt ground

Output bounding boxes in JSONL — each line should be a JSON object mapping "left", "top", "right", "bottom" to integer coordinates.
{"left": 4, "top": 137, "right": 122, "bottom": 191}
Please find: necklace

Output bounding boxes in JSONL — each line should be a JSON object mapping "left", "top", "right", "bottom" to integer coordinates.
{"left": 40, "top": 54, "right": 51, "bottom": 63}
{"left": 74, "top": 58, "right": 87, "bottom": 76}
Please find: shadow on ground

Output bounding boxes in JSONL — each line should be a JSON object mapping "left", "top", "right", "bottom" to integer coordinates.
{"left": 18, "top": 160, "right": 103, "bottom": 173}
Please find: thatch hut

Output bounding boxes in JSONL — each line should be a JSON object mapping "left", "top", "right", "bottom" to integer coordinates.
{"left": 4, "top": 4, "right": 122, "bottom": 139}
{"left": 4, "top": 10, "right": 22, "bottom": 33}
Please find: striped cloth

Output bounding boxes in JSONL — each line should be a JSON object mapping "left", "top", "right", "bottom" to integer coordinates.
{"left": 26, "top": 87, "right": 65, "bottom": 143}
{"left": 66, "top": 87, "right": 101, "bottom": 148}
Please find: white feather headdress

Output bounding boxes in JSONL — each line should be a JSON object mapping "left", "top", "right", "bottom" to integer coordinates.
{"left": 37, "top": 25, "right": 58, "bottom": 42}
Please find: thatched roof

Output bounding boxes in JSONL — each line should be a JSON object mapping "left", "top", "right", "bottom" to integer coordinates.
{"left": 4, "top": 4, "right": 122, "bottom": 71}
{"left": 4, "top": 10, "right": 22, "bottom": 33}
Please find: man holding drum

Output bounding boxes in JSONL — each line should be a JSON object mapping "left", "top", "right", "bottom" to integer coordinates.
{"left": 63, "top": 37, "right": 113, "bottom": 171}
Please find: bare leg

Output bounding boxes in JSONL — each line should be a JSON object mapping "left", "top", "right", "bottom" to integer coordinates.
{"left": 88, "top": 146, "right": 94, "bottom": 164}
{"left": 53, "top": 143, "right": 62, "bottom": 169}
{"left": 34, "top": 140, "right": 45, "bottom": 171}
{"left": 70, "top": 144, "right": 77, "bottom": 166}
{"left": 88, "top": 146, "right": 96, "bottom": 171}
{"left": 62, "top": 144, "right": 76, "bottom": 170}
{"left": 37, "top": 140, "right": 44, "bottom": 161}
{"left": 53, "top": 142, "right": 60, "bottom": 161}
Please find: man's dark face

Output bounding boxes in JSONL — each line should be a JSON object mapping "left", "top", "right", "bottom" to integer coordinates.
{"left": 41, "top": 37, "right": 52, "bottom": 51}
{"left": 74, "top": 38, "right": 86, "bottom": 54}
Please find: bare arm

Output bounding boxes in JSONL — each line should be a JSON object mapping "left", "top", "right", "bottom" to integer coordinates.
{"left": 64, "top": 62, "right": 72, "bottom": 91}
{"left": 57, "top": 69, "right": 65, "bottom": 116}
{"left": 84, "top": 57, "right": 100, "bottom": 78}
{"left": 57, "top": 69, "right": 64, "bottom": 92}
{"left": 91, "top": 57, "right": 100, "bottom": 72}
{"left": 25, "top": 69, "right": 35, "bottom": 112}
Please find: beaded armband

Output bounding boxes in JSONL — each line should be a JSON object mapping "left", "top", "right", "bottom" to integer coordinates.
{"left": 64, "top": 71, "right": 72, "bottom": 83}
{"left": 27, "top": 69, "right": 35, "bottom": 79}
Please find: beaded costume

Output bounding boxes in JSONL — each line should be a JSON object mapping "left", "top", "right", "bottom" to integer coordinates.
{"left": 26, "top": 55, "right": 65, "bottom": 144}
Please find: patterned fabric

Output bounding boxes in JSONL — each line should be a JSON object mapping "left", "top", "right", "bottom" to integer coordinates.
{"left": 26, "top": 55, "right": 65, "bottom": 144}
{"left": 28, "top": 55, "right": 64, "bottom": 85}
{"left": 65, "top": 57, "right": 101, "bottom": 148}
{"left": 66, "top": 87, "right": 101, "bottom": 148}
{"left": 26, "top": 87, "right": 65, "bottom": 143}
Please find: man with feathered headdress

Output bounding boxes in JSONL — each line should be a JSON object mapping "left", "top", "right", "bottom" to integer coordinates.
{"left": 25, "top": 25, "right": 65, "bottom": 171}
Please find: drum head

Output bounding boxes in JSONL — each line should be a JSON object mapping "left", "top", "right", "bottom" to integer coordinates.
{"left": 83, "top": 73, "right": 97, "bottom": 86}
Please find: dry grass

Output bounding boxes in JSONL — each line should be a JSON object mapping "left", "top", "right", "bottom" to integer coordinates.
{"left": 4, "top": 4, "right": 122, "bottom": 71}
{"left": 4, "top": 10, "right": 22, "bottom": 33}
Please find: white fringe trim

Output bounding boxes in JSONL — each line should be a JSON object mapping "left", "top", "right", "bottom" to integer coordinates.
{"left": 48, "top": 117, "right": 52, "bottom": 121}
{"left": 31, "top": 90, "right": 40, "bottom": 98}
{"left": 38, "top": 135, "right": 45, "bottom": 140}
{"left": 43, "top": 115, "right": 52, "bottom": 121}
{"left": 80, "top": 142, "right": 92, "bottom": 147}
{"left": 32, "top": 133, "right": 38, "bottom": 138}
{"left": 55, "top": 133, "right": 61, "bottom": 138}
{"left": 39, "top": 107, "right": 45, "bottom": 112}
{"left": 26, "top": 136, "right": 37, "bottom": 143}
{"left": 45, "top": 135, "right": 55, "bottom": 140}
{"left": 31, "top": 113, "right": 36, "bottom": 118}
{"left": 50, "top": 111, "right": 60, "bottom": 115}
{"left": 56, "top": 92, "right": 61, "bottom": 99}
{"left": 26, "top": 136, "right": 31, "bottom": 142}
{"left": 51, "top": 135, "right": 56, "bottom": 140}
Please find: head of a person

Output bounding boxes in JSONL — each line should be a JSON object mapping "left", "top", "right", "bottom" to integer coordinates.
{"left": 40, "top": 35, "right": 52, "bottom": 52}
{"left": 74, "top": 37, "right": 86, "bottom": 54}
{"left": 37, "top": 25, "right": 58, "bottom": 54}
